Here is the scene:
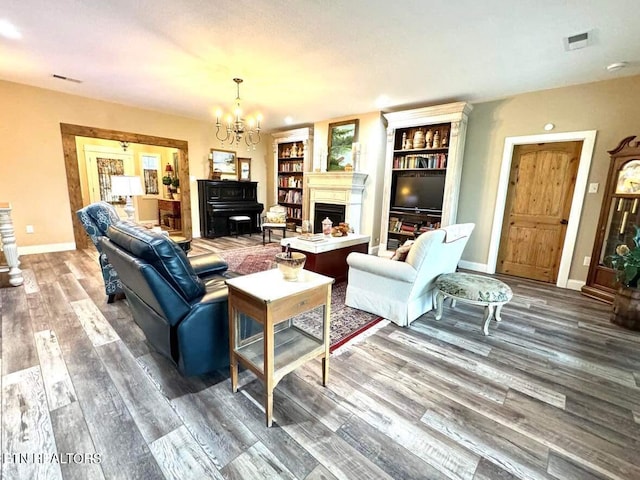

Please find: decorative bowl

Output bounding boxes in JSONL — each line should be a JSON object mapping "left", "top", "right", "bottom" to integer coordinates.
{"left": 274, "top": 252, "right": 306, "bottom": 281}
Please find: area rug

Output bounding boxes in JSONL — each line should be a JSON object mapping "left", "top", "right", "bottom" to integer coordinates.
{"left": 219, "top": 245, "right": 384, "bottom": 352}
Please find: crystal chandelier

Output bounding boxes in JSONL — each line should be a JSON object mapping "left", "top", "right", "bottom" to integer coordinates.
{"left": 215, "top": 78, "right": 262, "bottom": 148}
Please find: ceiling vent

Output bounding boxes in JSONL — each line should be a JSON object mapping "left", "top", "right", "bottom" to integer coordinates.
{"left": 52, "top": 74, "right": 82, "bottom": 84}
{"left": 564, "top": 31, "right": 590, "bottom": 51}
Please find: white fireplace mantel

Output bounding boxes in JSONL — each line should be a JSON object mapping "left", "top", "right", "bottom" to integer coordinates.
{"left": 305, "top": 172, "right": 368, "bottom": 233}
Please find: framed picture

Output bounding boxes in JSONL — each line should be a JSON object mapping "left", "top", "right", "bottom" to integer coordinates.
{"left": 238, "top": 157, "right": 251, "bottom": 181}
{"left": 172, "top": 151, "right": 179, "bottom": 173}
{"left": 327, "top": 119, "right": 359, "bottom": 171}
{"left": 210, "top": 149, "right": 237, "bottom": 175}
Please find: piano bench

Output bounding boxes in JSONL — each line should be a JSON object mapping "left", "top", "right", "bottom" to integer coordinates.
{"left": 229, "top": 215, "right": 252, "bottom": 237}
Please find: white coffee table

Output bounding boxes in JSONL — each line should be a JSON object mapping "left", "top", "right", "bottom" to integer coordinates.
{"left": 280, "top": 234, "right": 370, "bottom": 283}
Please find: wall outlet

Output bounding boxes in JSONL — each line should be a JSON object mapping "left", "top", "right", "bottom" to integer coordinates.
{"left": 588, "top": 183, "right": 599, "bottom": 193}
{"left": 583, "top": 256, "right": 591, "bottom": 266}
{"left": 26, "top": 225, "right": 34, "bottom": 234}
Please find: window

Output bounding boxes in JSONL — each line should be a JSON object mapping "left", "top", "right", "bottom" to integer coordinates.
{"left": 140, "top": 154, "right": 160, "bottom": 195}
{"left": 96, "top": 157, "right": 125, "bottom": 202}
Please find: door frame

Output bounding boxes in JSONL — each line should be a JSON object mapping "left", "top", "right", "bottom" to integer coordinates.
{"left": 487, "top": 130, "right": 597, "bottom": 288}
{"left": 60, "top": 123, "right": 190, "bottom": 249}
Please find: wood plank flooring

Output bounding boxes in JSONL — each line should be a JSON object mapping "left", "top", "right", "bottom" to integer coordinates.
{"left": 2, "top": 232, "right": 640, "bottom": 479}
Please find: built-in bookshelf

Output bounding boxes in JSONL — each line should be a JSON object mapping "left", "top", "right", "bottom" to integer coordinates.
{"left": 272, "top": 127, "right": 313, "bottom": 230}
{"left": 379, "top": 103, "right": 472, "bottom": 254}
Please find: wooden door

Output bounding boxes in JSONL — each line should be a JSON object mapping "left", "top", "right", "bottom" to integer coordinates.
{"left": 497, "top": 141, "right": 582, "bottom": 283}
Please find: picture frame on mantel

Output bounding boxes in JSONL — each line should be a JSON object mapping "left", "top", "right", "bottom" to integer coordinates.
{"left": 238, "top": 157, "right": 251, "bottom": 181}
{"left": 327, "top": 119, "right": 359, "bottom": 171}
{"left": 210, "top": 149, "right": 237, "bottom": 176}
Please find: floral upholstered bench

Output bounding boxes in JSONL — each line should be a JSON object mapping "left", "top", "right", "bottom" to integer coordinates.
{"left": 434, "top": 272, "right": 513, "bottom": 335}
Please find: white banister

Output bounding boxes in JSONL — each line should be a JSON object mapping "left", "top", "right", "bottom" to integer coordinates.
{"left": 0, "top": 202, "right": 24, "bottom": 287}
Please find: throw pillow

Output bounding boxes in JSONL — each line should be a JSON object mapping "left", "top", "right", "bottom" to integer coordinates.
{"left": 391, "top": 240, "right": 414, "bottom": 261}
{"left": 266, "top": 211, "right": 286, "bottom": 223}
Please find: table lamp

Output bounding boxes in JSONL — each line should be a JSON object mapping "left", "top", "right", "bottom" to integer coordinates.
{"left": 111, "top": 175, "right": 144, "bottom": 221}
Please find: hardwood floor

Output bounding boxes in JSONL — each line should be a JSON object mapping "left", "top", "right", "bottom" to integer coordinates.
{"left": 2, "top": 233, "right": 640, "bottom": 479}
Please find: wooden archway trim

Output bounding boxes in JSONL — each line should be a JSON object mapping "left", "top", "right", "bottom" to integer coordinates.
{"left": 60, "top": 123, "right": 191, "bottom": 249}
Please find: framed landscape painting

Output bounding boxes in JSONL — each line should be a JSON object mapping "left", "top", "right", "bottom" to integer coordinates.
{"left": 210, "top": 149, "right": 237, "bottom": 174}
{"left": 327, "top": 119, "right": 359, "bottom": 171}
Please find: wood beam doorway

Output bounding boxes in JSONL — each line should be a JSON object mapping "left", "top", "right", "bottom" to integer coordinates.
{"left": 60, "top": 124, "right": 190, "bottom": 249}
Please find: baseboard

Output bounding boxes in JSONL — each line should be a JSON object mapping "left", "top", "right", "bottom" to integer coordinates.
{"left": 458, "top": 260, "right": 488, "bottom": 272}
{"left": 18, "top": 242, "right": 76, "bottom": 255}
{"left": 565, "top": 279, "right": 585, "bottom": 291}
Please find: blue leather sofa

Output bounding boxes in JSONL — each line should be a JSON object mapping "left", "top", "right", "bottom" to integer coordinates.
{"left": 100, "top": 221, "right": 234, "bottom": 376}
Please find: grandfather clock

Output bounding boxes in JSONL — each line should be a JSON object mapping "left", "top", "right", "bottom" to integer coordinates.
{"left": 582, "top": 136, "right": 640, "bottom": 302}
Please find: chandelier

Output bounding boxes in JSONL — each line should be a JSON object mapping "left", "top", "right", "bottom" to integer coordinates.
{"left": 215, "top": 78, "right": 262, "bottom": 148}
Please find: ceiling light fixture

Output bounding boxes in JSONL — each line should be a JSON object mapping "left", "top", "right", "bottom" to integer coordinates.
{"left": 544, "top": 123, "right": 555, "bottom": 131}
{"left": 215, "top": 78, "right": 262, "bottom": 149}
{"left": 0, "top": 19, "right": 21, "bottom": 40}
{"left": 606, "top": 62, "right": 628, "bottom": 72}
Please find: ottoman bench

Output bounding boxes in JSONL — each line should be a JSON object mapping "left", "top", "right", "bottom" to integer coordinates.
{"left": 434, "top": 272, "right": 513, "bottom": 335}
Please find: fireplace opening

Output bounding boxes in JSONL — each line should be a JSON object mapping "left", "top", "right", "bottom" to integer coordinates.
{"left": 314, "top": 203, "right": 346, "bottom": 233}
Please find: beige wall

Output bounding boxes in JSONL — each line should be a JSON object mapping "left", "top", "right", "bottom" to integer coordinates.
{"left": 459, "top": 74, "right": 640, "bottom": 283}
{"left": 0, "top": 79, "right": 268, "bottom": 251}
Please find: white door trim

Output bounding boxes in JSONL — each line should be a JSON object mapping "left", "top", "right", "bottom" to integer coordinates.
{"left": 487, "top": 130, "right": 597, "bottom": 288}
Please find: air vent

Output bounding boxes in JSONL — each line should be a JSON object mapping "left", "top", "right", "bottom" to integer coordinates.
{"left": 52, "top": 74, "right": 82, "bottom": 84}
{"left": 564, "top": 31, "right": 590, "bottom": 51}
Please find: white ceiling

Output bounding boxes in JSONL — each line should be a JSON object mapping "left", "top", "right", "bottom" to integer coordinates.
{"left": 2, "top": 0, "right": 639, "bottom": 131}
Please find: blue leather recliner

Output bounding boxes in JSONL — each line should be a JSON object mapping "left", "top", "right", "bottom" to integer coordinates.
{"left": 100, "top": 221, "right": 236, "bottom": 376}
{"left": 76, "top": 201, "right": 124, "bottom": 303}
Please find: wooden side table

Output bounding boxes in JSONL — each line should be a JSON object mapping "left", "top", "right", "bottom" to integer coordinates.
{"left": 157, "top": 198, "right": 181, "bottom": 231}
{"left": 226, "top": 268, "right": 333, "bottom": 427}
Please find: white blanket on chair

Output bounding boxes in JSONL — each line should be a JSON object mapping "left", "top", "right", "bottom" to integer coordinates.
{"left": 442, "top": 224, "right": 469, "bottom": 243}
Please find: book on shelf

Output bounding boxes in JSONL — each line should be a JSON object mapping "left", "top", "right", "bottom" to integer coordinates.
{"left": 400, "top": 224, "right": 416, "bottom": 232}
{"left": 393, "top": 153, "right": 448, "bottom": 169}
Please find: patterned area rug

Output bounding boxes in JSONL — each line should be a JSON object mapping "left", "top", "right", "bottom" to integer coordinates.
{"left": 219, "top": 245, "right": 383, "bottom": 352}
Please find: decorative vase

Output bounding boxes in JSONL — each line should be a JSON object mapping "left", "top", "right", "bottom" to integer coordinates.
{"left": 291, "top": 143, "right": 299, "bottom": 157}
{"left": 413, "top": 129, "right": 426, "bottom": 149}
{"left": 425, "top": 129, "right": 433, "bottom": 148}
{"left": 611, "top": 286, "right": 640, "bottom": 330}
{"left": 433, "top": 130, "right": 440, "bottom": 148}
{"left": 322, "top": 217, "right": 333, "bottom": 236}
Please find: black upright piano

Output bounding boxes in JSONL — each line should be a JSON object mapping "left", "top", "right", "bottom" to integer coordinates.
{"left": 197, "top": 180, "right": 264, "bottom": 238}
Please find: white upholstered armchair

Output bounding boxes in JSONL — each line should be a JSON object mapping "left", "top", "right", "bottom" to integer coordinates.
{"left": 345, "top": 223, "right": 475, "bottom": 327}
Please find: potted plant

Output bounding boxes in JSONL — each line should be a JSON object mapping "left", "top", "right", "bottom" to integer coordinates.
{"left": 162, "top": 175, "right": 174, "bottom": 199}
{"left": 171, "top": 177, "right": 180, "bottom": 191}
{"left": 607, "top": 225, "right": 640, "bottom": 330}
